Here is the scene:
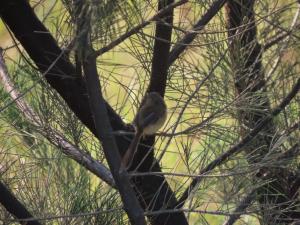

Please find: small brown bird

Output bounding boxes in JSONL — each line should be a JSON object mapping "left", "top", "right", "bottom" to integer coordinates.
{"left": 121, "top": 92, "right": 167, "bottom": 169}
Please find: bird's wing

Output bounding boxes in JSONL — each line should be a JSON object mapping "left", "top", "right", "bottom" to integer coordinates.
{"left": 140, "top": 111, "right": 159, "bottom": 129}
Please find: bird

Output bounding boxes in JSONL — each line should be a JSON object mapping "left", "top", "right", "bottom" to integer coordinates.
{"left": 121, "top": 92, "right": 167, "bottom": 169}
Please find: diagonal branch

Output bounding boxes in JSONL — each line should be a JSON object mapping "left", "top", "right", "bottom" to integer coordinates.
{"left": 0, "top": 0, "right": 125, "bottom": 136}
{"left": 0, "top": 182, "right": 41, "bottom": 225}
{"left": 0, "top": 48, "right": 115, "bottom": 187}
{"left": 82, "top": 48, "right": 146, "bottom": 225}
{"left": 177, "top": 77, "right": 300, "bottom": 207}
{"left": 168, "top": 0, "right": 227, "bottom": 65}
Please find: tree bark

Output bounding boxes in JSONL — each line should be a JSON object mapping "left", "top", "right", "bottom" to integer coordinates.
{"left": 225, "top": 0, "right": 300, "bottom": 223}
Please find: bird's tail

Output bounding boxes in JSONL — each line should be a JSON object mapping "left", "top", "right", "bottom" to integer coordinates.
{"left": 121, "top": 129, "right": 143, "bottom": 169}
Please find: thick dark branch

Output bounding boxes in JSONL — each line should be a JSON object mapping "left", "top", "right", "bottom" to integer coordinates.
{"left": 168, "top": 0, "right": 226, "bottom": 65}
{"left": 225, "top": 1, "right": 300, "bottom": 223}
{"left": 148, "top": 0, "right": 174, "bottom": 95}
{"left": 94, "top": 0, "right": 187, "bottom": 57}
{"left": 82, "top": 51, "right": 146, "bottom": 225}
{"left": 0, "top": 1, "right": 187, "bottom": 224}
{"left": 0, "top": 0, "right": 125, "bottom": 136}
{"left": 0, "top": 182, "right": 41, "bottom": 225}
{"left": 134, "top": 1, "right": 188, "bottom": 224}
{"left": 177, "top": 77, "right": 300, "bottom": 207}
{"left": 0, "top": 48, "right": 114, "bottom": 187}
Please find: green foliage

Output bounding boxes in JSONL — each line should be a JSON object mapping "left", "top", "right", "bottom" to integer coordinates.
{"left": 0, "top": 0, "right": 299, "bottom": 224}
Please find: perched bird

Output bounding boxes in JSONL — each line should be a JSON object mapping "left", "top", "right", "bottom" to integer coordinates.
{"left": 121, "top": 92, "right": 167, "bottom": 169}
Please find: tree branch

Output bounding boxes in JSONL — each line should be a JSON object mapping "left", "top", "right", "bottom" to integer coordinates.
{"left": 148, "top": 0, "right": 174, "bottom": 95}
{"left": 168, "top": 0, "right": 227, "bottom": 65}
{"left": 177, "top": 77, "right": 300, "bottom": 207}
{"left": 0, "top": 182, "right": 41, "bottom": 225}
{"left": 93, "top": 0, "right": 187, "bottom": 57}
{"left": 0, "top": 48, "right": 115, "bottom": 187}
{"left": 0, "top": 0, "right": 125, "bottom": 136}
{"left": 0, "top": 1, "right": 187, "bottom": 224}
{"left": 132, "top": 1, "right": 189, "bottom": 224}
{"left": 82, "top": 49, "right": 146, "bottom": 225}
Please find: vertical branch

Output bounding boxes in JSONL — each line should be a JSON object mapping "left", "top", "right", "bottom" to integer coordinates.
{"left": 132, "top": 1, "right": 189, "bottom": 224}
{"left": 148, "top": 0, "right": 174, "bottom": 95}
{"left": 82, "top": 50, "right": 146, "bottom": 225}
{"left": 226, "top": 0, "right": 300, "bottom": 223}
{"left": 76, "top": 5, "right": 146, "bottom": 221}
{"left": 226, "top": 1, "right": 271, "bottom": 146}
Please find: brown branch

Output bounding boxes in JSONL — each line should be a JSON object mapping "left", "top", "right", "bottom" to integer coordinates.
{"left": 0, "top": 1, "right": 187, "bottom": 224}
{"left": 93, "top": 0, "right": 187, "bottom": 57}
{"left": 147, "top": 0, "right": 174, "bottom": 95}
{"left": 168, "top": 0, "right": 227, "bottom": 65}
{"left": 82, "top": 49, "right": 146, "bottom": 225}
{"left": 177, "top": 77, "right": 300, "bottom": 207}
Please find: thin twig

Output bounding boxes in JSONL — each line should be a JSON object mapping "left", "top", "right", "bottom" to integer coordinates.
{"left": 144, "top": 207, "right": 258, "bottom": 217}
{"left": 0, "top": 48, "right": 115, "bottom": 187}
{"left": 93, "top": 0, "right": 188, "bottom": 57}
{"left": 168, "top": 0, "right": 227, "bottom": 65}
{"left": 6, "top": 207, "right": 122, "bottom": 223}
{"left": 177, "top": 77, "right": 300, "bottom": 207}
{"left": 156, "top": 49, "right": 228, "bottom": 164}
{"left": 222, "top": 190, "right": 256, "bottom": 225}
{"left": 130, "top": 168, "right": 257, "bottom": 178}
